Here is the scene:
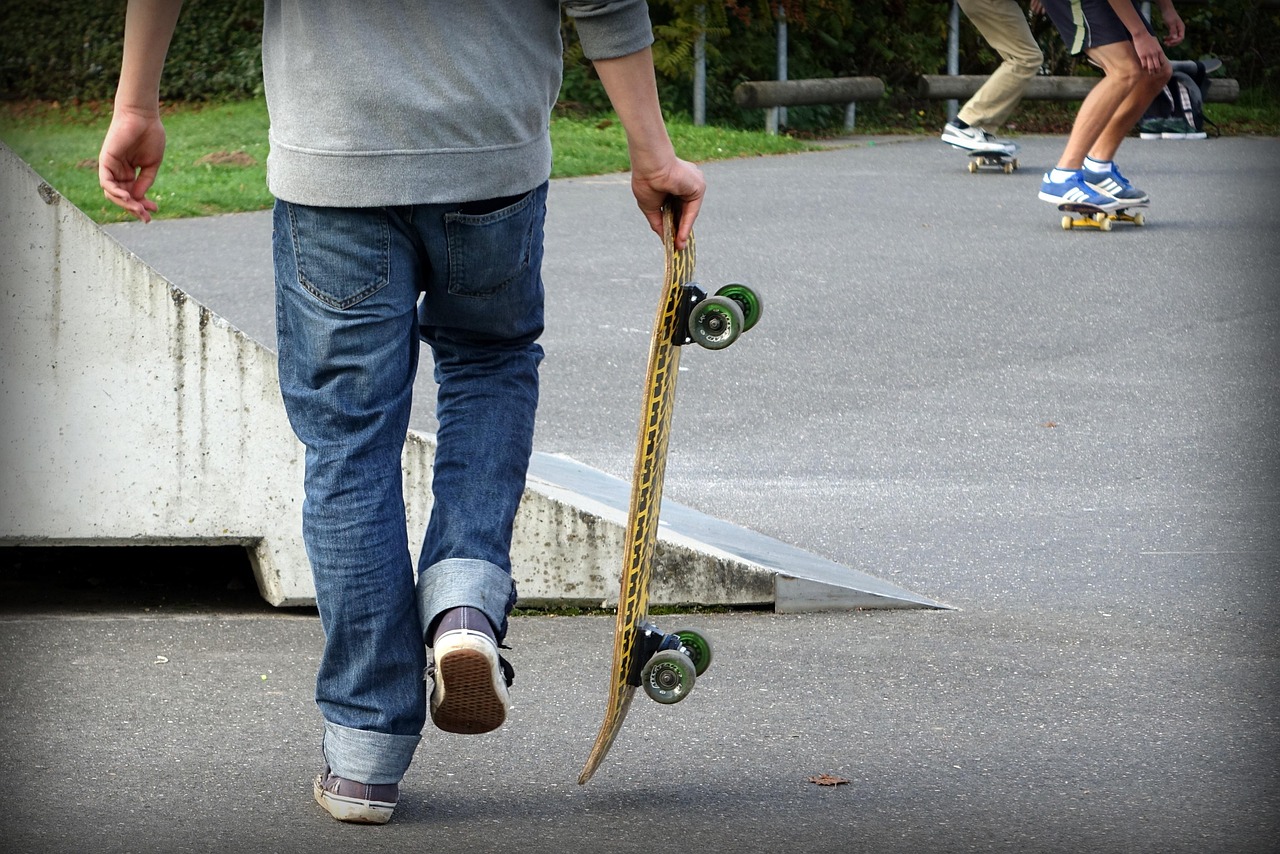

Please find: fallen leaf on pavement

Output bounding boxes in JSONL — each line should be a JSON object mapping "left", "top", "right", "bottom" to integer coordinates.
{"left": 808, "top": 774, "right": 850, "bottom": 786}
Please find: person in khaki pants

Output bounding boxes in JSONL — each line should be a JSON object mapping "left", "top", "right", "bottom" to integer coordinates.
{"left": 940, "top": 0, "right": 1044, "bottom": 155}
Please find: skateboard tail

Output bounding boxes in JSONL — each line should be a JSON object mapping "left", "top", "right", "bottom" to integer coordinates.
{"left": 578, "top": 689, "right": 637, "bottom": 784}
{"left": 578, "top": 207, "right": 693, "bottom": 785}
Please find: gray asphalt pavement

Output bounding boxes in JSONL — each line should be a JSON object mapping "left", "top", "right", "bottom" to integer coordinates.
{"left": 3, "top": 133, "right": 1277, "bottom": 853}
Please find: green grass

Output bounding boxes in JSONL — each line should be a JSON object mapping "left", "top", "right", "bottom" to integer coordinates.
{"left": 0, "top": 100, "right": 273, "bottom": 223}
{"left": 550, "top": 113, "right": 814, "bottom": 177}
{"left": 0, "top": 97, "right": 814, "bottom": 224}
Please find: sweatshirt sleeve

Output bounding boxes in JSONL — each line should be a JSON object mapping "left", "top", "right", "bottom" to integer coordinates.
{"left": 562, "top": 0, "right": 655, "bottom": 60}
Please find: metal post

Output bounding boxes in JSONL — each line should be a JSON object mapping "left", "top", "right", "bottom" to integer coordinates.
{"left": 947, "top": 0, "right": 960, "bottom": 121}
{"left": 693, "top": 5, "right": 707, "bottom": 126}
{"left": 844, "top": 102, "right": 857, "bottom": 132}
{"left": 776, "top": 5, "right": 788, "bottom": 130}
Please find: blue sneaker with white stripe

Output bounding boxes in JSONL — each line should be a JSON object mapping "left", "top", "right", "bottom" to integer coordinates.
{"left": 1037, "top": 170, "right": 1123, "bottom": 210}
{"left": 1083, "top": 163, "right": 1149, "bottom": 203}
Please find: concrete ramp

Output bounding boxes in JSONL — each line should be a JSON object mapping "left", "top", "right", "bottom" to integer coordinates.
{"left": 522, "top": 454, "right": 948, "bottom": 612}
{"left": 0, "top": 144, "right": 947, "bottom": 612}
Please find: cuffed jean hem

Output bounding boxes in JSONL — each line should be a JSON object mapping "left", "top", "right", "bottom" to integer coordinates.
{"left": 418, "top": 558, "right": 516, "bottom": 646}
{"left": 322, "top": 719, "right": 421, "bottom": 785}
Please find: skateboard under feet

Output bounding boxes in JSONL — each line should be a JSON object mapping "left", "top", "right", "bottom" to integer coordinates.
{"left": 966, "top": 148, "right": 1018, "bottom": 174}
{"left": 1058, "top": 201, "right": 1148, "bottom": 232}
{"left": 576, "top": 206, "right": 761, "bottom": 786}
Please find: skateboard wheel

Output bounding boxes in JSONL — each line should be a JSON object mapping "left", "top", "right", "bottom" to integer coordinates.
{"left": 688, "top": 295, "right": 744, "bottom": 350}
{"left": 674, "top": 629, "right": 713, "bottom": 676}
{"left": 1099, "top": 217, "right": 1113, "bottom": 232}
{"left": 1002, "top": 162, "right": 1013, "bottom": 174}
{"left": 1132, "top": 212, "right": 1145, "bottom": 227}
{"left": 715, "top": 283, "right": 763, "bottom": 332}
{"left": 642, "top": 649, "right": 696, "bottom": 704}
{"left": 967, "top": 160, "right": 978, "bottom": 174}
{"left": 1061, "top": 216, "right": 1073, "bottom": 231}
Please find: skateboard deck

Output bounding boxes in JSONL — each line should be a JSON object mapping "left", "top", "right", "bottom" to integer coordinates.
{"left": 965, "top": 148, "right": 1018, "bottom": 174}
{"left": 577, "top": 206, "right": 758, "bottom": 785}
{"left": 1058, "top": 201, "right": 1148, "bottom": 232}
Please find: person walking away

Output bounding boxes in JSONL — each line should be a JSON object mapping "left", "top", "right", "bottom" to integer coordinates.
{"left": 98, "top": 0, "right": 706, "bottom": 825}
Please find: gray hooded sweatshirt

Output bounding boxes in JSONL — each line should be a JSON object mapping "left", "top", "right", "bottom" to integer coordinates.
{"left": 262, "top": 0, "right": 654, "bottom": 208}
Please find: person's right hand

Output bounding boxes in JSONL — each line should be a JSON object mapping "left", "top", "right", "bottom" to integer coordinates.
{"left": 98, "top": 107, "right": 167, "bottom": 222}
{"left": 1131, "top": 30, "right": 1167, "bottom": 75}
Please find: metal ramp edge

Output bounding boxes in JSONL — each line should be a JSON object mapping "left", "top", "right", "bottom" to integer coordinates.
{"left": 526, "top": 453, "right": 952, "bottom": 613}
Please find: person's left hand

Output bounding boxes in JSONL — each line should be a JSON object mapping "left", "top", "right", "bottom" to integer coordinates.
{"left": 1161, "top": 8, "right": 1185, "bottom": 46}
{"left": 631, "top": 157, "right": 706, "bottom": 249}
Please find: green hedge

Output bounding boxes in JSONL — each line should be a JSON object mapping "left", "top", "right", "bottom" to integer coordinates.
{"left": 0, "top": 0, "right": 263, "bottom": 102}
{"left": 4, "top": 0, "right": 1275, "bottom": 126}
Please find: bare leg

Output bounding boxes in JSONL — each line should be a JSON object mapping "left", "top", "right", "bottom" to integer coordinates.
{"left": 1056, "top": 41, "right": 1171, "bottom": 169}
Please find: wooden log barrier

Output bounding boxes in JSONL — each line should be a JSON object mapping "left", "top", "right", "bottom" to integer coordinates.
{"left": 917, "top": 74, "right": 1240, "bottom": 103}
{"left": 733, "top": 77, "right": 886, "bottom": 109}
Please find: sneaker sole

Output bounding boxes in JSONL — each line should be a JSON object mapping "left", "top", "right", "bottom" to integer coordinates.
{"left": 430, "top": 634, "right": 509, "bottom": 735}
{"left": 313, "top": 777, "right": 395, "bottom": 824}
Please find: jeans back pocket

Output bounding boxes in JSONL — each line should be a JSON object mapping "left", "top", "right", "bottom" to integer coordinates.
{"left": 283, "top": 202, "right": 391, "bottom": 310}
{"left": 443, "top": 185, "right": 543, "bottom": 299}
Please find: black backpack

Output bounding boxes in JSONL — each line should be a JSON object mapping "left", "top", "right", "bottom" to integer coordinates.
{"left": 1143, "top": 59, "right": 1220, "bottom": 137}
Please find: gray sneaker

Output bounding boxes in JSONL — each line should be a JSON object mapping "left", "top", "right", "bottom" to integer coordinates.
{"left": 314, "top": 767, "right": 398, "bottom": 824}
{"left": 427, "top": 606, "right": 514, "bottom": 735}
{"left": 1163, "top": 117, "right": 1207, "bottom": 140}
{"left": 1138, "top": 118, "right": 1166, "bottom": 140}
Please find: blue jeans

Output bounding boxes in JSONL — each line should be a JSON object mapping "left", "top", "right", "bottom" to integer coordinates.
{"left": 272, "top": 184, "right": 546, "bottom": 785}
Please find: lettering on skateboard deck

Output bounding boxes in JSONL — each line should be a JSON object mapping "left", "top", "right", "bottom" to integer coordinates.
{"left": 576, "top": 205, "right": 761, "bottom": 786}
{"left": 1058, "top": 201, "right": 1148, "bottom": 231}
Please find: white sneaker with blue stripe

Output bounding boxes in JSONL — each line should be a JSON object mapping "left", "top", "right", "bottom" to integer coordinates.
{"left": 1038, "top": 171, "right": 1123, "bottom": 211}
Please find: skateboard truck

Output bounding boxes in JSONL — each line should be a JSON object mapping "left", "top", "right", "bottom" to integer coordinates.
{"left": 672, "top": 281, "right": 763, "bottom": 350}
{"left": 628, "top": 622, "right": 714, "bottom": 704}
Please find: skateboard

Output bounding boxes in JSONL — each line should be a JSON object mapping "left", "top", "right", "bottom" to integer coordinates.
{"left": 577, "top": 205, "right": 761, "bottom": 786}
{"left": 1058, "top": 201, "right": 1148, "bottom": 232}
{"left": 965, "top": 148, "right": 1018, "bottom": 174}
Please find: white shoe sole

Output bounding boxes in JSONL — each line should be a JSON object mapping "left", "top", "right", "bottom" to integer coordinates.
{"left": 313, "top": 777, "right": 395, "bottom": 824}
{"left": 430, "top": 630, "right": 509, "bottom": 734}
{"left": 944, "top": 138, "right": 1014, "bottom": 155}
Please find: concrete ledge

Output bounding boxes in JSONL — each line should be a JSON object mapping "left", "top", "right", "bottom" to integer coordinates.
{"left": 520, "top": 453, "right": 949, "bottom": 611}
{"left": 1, "top": 144, "right": 320, "bottom": 605}
{"left": 0, "top": 144, "right": 947, "bottom": 613}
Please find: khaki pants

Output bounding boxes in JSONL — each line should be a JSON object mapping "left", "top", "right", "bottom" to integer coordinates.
{"left": 956, "top": 0, "right": 1045, "bottom": 130}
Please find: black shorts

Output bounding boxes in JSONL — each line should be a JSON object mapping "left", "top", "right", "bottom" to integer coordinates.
{"left": 1041, "top": 0, "right": 1155, "bottom": 55}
